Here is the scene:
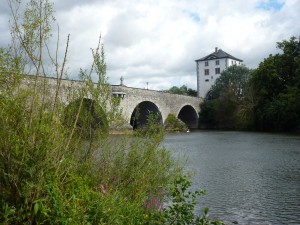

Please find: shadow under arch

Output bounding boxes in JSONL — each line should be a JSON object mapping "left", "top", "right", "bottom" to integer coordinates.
{"left": 178, "top": 105, "right": 199, "bottom": 129}
{"left": 64, "top": 98, "right": 108, "bottom": 138}
{"left": 205, "top": 90, "right": 213, "bottom": 100}
{"left": 130, "top": 101, "right": 163, "bottom": 129}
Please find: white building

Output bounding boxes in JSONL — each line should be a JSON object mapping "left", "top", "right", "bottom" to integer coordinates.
{"left": 195, "top": 47, "right": 243, "bottom": 98}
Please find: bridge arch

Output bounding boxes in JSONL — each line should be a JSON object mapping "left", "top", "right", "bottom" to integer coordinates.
{"left": 63, "top": 98, "right": 108, "bottom": 138}
{"left": 205, "top": 90, "right": 213, "bottom": 100}
{"left": 177, "top": 105, "right": 199, "bottom": 129}
{"left": 130, "top": 101, "right": 163, "bottom": 129}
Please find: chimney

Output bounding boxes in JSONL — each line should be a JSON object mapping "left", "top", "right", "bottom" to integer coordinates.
{"left": 215, "top": 47, "right": 218, "bottom": 53}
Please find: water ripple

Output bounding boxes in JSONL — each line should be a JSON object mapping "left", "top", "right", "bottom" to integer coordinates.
{"left": 164, "top": 131, "right": 300, "bottom": 225}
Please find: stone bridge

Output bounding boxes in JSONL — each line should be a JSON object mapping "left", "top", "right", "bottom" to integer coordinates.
{"left": 23, "top": 77, "right": 203, "bottom": 129}
{"left": 111, "top": 85, "right": 202, "bottom": 129}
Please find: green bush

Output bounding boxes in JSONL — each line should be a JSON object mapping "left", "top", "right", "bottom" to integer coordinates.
{"left": 164, "top": 114, "right": 188, "bottom": 132}
{"left": 146, "top": 176, "right": 224, "bottom": 225}
{"left": 63, "top": 98, "right": 109, "bottom": 139}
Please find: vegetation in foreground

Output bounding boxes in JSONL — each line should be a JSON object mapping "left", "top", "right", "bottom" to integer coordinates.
{"left": 199, "top": 38, "right": 300, "bottom": 132}
{"left": 0, "top": 0, "right": 223, "bottom": 224}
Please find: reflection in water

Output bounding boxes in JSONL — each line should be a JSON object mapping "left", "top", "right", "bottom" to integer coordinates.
{"left": 163, "top": 131, "right": 300, "bottom": 225}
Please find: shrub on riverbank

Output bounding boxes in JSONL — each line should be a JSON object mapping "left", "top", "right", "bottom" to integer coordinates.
{"left": 164, "top": 113, "right": 188, "bottom": 132}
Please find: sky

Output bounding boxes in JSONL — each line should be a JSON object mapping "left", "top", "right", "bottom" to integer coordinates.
{"left": 0, "top": 0, "right": 299, "bottom": 90}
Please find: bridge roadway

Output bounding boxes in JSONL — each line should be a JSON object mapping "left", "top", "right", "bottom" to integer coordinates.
{"left": 22, "top": 77, "right": 203, "bottom": 129}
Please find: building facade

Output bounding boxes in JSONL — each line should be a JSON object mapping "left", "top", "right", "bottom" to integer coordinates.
{"left": 195, "top": 47, "right": 243, "bottom": 98}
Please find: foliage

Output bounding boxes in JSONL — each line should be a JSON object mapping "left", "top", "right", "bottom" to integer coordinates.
{"left": 95, "top": 132, "right": 183, "bottom": 205}
{"left": 0, "top": 47, "right": 23, "bottom": 90}
{"left": 133, "top": 112, "right": 164, "bottom": 138}
{"left": 63, "top": 98, "right": 109, "bottom": 139}
{"left": 235, "top": 85, "right": 256, "bottom": 130}
{"left": 209, "top": 65, "right": 253, "bottom": 100}
{"left": 250, "top": 37, "right": 300, "bottom": 131}
{"left": 199, "top": 65, "right": 253, "bottom": 129}
{"left": 164, "top": 85, "right": 197, "bottom": 97}
{"left": 146, "top": 177, "right": 224, "bottom": 225}
{"left": 164, "top": 113, "right": 188, "bottom": 132}
{"left": 199, "top": 37, "right": 300, "bottom": 132}
{"left": 255, "top": 87, "right": 300, "bottom": 131}
{"left": 198, "top": 100, "right": 217, "bottom": 129}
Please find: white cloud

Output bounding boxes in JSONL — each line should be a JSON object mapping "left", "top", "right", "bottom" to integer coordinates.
{"left": 0, "top": 0, "right": 299, "bottom": 90}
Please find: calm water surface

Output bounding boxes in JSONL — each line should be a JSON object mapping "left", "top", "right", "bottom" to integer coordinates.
{"left": 163, "top": 131, "right": 300, "bottom": 225}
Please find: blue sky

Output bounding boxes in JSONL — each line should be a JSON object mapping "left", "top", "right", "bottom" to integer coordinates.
{"left": 0, "top": 0, "right": 299, "bottom": 90}
{"left": 257, "top": 0, "right": 284, "bottom": 10}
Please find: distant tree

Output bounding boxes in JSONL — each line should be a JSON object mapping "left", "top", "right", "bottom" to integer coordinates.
{"left": 168, "top": 86, "right": 181, "bottom": 94}
{"left": 187, "top": 88, "right": 197, "bottom": 97}
{"left": 200, "top": 37, "right": 300, "bottom": 132}
{"left": 164, "top": 85, "right": 197, "bottom": 97}
{"left": 199, "top": 65, "right": 253, "bottom": 129}
{"left": 198, "top": 100, "right": 217, "bottom": 128}
{"left": 210, "top": 65, "right": 253, "bottom": 99}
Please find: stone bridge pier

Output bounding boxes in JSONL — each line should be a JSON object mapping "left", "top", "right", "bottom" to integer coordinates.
{"left": 111, "top": 85, "right": 203, "bottom": 129}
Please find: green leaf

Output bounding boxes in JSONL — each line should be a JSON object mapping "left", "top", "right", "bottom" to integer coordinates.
{"left": 34, "top": 202, "right": 39, "bottom": 215}
{"left": 204, "top": 207, "right": 209, "bottom": 215}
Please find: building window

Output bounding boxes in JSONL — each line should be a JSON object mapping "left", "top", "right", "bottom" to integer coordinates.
{"left": 205, "top": 79, "right": 209, "bottom": 82}
{"left": 215, "top": 68, "right": 220, "bottom": 74}
{"left": 204, "top": 69, "right": 209, "bottom": 75}
{"left": 216, "top": 60, "right": 219, "bottom": 65}
{"left": 205, "top": 61, "right": 209, "bottom": 66}
{"left": 231, "top": 61, "right": 234, "bottom": 65}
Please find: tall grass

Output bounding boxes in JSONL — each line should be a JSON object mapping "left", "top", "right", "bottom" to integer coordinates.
{"left": 1, "top": 1, "right": 224, "bottom": 224}
{"left": 0, "top": 0, "right": 183, "bottom": 224}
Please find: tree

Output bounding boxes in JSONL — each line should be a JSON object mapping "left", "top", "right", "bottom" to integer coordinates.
{"left": 210, "top": 64, "right": 253, "bottom": 99}
{"left": 164, "top": 85, "right": 197, "bottom": 97}
{"left": 199, "top": 37, "right": 300, "bottom": 132}
{"left": 199, "top": 65, "right": 253, "bottom": 129}
{"left": 250, "top": 36, "right": 300, "bottom": 131}
{"left": 198, "top": 100, "right": 217, "bottom": 128}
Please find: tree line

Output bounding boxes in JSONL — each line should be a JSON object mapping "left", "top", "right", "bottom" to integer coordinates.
{"left": 199, "top": 37, "right": 300, "bottom": 132}
{"left": 163, "top": 85, "right": 197, "bottom": 96}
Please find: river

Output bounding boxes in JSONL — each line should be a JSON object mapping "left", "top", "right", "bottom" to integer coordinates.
{"left": 163, "top": 131, "right": 300, "bottom": 225}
